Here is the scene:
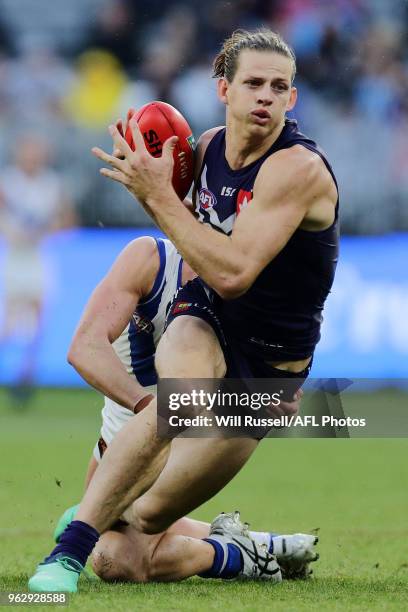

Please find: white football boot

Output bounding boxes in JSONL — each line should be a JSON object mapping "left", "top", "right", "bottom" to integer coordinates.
{"left": 269, "top": 533, "right": 319, "bottom": 579}
{"left": 208, "top": 512, "right": 282, "bottom": 582}
{"left": 211, "top": 511, "right": 319, "bottom": 579}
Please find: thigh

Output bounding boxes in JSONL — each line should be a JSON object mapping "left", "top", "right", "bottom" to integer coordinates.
{"left": 133, "top": 436, "right": 258, "bottom": 531}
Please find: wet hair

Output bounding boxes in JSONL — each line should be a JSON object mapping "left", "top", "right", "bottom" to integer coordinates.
{"left": 213, "top": 28, "right": 296, "bottom": 84}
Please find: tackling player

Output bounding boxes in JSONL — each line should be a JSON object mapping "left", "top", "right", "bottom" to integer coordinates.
{"left": 29, "top": 28, "right": 336, "bottom": 591}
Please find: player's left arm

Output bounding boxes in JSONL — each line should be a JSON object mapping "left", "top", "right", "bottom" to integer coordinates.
{"left": 147, "top": 147, "right": 335, "bottom": 299}
{"left": 218, "top": 146, "right": 336, "bottom": 297}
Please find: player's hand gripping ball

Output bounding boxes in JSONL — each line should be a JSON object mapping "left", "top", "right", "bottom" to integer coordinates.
{"left": 124, "top": 102, "right": 195, "bottom": 200}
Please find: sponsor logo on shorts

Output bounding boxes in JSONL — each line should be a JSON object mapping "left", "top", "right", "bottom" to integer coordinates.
{"left": 132, "top": 312, "right": 154, "bottom": 334}
{"left": 173, "top": 301, "right": 193, "bottom": 314}
{"left": 199, "top": 188, "right": 217, "bottom": 210}
{"left": 249, "top": 336, "right": 284, "bottom": 349}
{"left": 236, "top": 189, "right": 253, "bottom": 214}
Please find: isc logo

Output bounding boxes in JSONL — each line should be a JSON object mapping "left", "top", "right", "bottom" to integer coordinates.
{"left": 199, "top": 188, "right": 217, "bottom": 210}
{"left": 221, "top": 186, "right": 236, "bottom": 197}
{"left": 143, "top": 129, "right": 162, "bottom": 157}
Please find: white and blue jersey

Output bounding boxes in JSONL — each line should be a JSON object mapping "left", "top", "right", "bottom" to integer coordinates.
{"left": 95, "top": 238, "right": 182, "bottom": 458}
{"left": 112, "top": 237, "right": 183, "bottom": 387}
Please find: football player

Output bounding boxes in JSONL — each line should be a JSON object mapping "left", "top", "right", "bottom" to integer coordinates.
{"left": 51, "top": 235, "right": 317, "bottom": 585}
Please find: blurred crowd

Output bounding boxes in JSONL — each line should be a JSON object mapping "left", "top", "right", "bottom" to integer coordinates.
{"left": 0, "top": 0, "right": 407, "bottom": 233}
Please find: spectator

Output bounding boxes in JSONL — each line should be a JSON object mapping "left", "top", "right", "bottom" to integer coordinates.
{"left": 63, "top": 49, "right": 128, "bottom": 130}
{"left": 0, "top": 0, "right": 406, "bottom": 231}
{"left": 0, "top": 134, "right": 76, "bottom": 403}
{"left": 76, "top": 0, "right": 140, "bottom": 71}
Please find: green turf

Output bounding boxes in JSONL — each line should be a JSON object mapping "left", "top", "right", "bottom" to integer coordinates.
{"left": 0, "top": 387, "right": 407, "bottom": 610}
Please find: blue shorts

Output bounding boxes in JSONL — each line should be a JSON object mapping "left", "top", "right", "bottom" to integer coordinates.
{"left": 166, "top": 278, "right": 312, "bottom": 399}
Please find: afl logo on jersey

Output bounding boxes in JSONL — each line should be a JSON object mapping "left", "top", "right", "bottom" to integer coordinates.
{"left": 199, "top": 188, "right": 217, "bottom": 210}
{"left": 236, "top": 189, "right": 253, "bottom": 214}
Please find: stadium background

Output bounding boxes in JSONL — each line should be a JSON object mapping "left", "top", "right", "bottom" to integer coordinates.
{"left": 0, "top": 3, "right": 408, "bottom": 609}
{"left": 0, "top": 0, "right": 407, "bottom": 386}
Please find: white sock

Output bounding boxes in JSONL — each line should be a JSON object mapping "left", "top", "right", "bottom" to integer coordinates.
{"left": 249, "top": 530, "right": 272, "bottom": 549}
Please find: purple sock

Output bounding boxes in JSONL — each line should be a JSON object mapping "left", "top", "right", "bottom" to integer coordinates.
{"left": 44, "top": 520, "right": 99, "bottom": 568}
{"left": 199, "top": 538, "right": 243, "bottom": 579}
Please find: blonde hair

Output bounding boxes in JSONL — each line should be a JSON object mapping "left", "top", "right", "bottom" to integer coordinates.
{"left": 213, "top": 28, "right": 296, "bottom": 84}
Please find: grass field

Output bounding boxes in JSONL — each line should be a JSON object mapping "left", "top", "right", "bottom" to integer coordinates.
{"left": 1, "top": 387, "right": 407, "bottom": 611}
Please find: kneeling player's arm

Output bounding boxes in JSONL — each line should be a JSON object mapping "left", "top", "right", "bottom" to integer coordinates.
{"left": 67, "top": 238, "right": 158, "bottom": 411}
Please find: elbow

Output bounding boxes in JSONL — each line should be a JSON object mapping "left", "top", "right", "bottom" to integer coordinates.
{"left": 215, "top": 273, "right": 251, "bottom": 300}
{"left": 67, "top": 345, "right": 78, "bottom": 368}
{"left": 67, "top": 338, "right": 85, "bottom": 370}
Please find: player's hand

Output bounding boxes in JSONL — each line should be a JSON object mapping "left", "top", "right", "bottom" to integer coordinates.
{"left": 92, "top": 118, "right": 178, "bottom": 204}
{"left": 266, "top": 388, "right": 303, "bottom": 418}
{"left": 112, "top": 108, "right": 136, "bottom": 158}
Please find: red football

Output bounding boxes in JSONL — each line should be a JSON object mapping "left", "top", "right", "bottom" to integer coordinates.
{"left": 125, "top": 101, "right": 195, "bottom": 200}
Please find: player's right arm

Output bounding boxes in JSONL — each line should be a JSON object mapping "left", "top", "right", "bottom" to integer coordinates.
{"left": 67, "top": 236, "right": 159, "bottom": 411}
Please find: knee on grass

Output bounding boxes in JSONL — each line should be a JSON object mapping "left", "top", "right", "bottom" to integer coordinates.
{"left": 92, "top": 531, "right": 167, "bottom": 583}
{"left": 92, "top": 532, "right": 142, "bottom": 583}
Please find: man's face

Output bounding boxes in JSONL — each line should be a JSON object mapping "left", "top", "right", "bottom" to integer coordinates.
{"left": 15, "top": 137, "right": 49, "bottom": 175}
{"left": 218, "top": 50, "right": 297, "bottom": 134}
